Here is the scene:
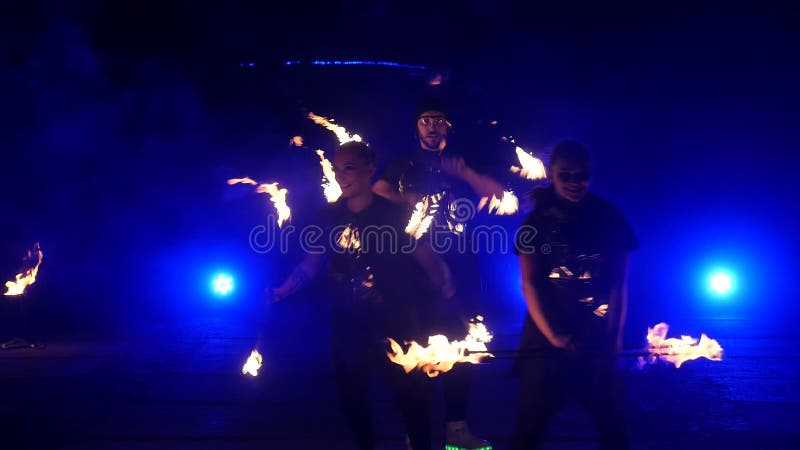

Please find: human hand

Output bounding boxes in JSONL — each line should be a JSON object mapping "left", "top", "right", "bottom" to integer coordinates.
{"left": 547, "top": 334, "right": 575, "bottom": 351}
{"left": 440, "top": 156, "right": 467, "bottom": 179}
{"left": 266, "top": 287, "right": 288, "bottom": 304}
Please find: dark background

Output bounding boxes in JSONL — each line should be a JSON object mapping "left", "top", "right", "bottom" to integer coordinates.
{"left": 1, "top": 0, "right": 797, "bottom": 342}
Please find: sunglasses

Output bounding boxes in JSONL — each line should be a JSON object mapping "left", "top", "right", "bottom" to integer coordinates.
{"left": 557, "top": 171, "right": 590, "bottom": 183}
{"left": 418, "top": 116, "right": 449, "bottom": 127}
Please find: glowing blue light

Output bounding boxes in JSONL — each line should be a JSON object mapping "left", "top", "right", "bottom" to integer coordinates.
{"left": 284, "top": 60, "right": 427, "bottom": 70}
{"left": 212, "top": 274, "right": 234, "bottom": 296}
{"left": 708, "top": 271, "right": 734, "bottom": 296}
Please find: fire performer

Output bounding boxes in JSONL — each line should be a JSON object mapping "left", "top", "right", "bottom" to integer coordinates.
{"left": 512, "top": 140, "right": 638, "bottom": 450}
{"left": 373, "top": 97, "right": 500, "bottom": 449}
{"left": 270, "top": 141, "right": 454, "bottom": 450}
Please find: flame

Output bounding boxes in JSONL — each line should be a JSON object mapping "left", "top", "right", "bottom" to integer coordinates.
{"left": 428, "top": 73, "right": 443, "bottom": 86}
{"left": 639, "top": 323, "right": 723, "bottom": 368}
{"left": 256, "top": 183, "right": 291, "bottom": 227}
{"left": 337, "top": 224, "right": 361, "bottom": 251}
{"left": 510, "top": 146, "right": 547, "bottom": 180}
{"left": 227, "top": 177, "right": 258, "bottom": 186}
{"left": 307, "top": 112, "right": 362, "bottom": 144}
{"left": 477, "top": 191, "right": 519, "bottom": 215}
{"left": 241, "top": 349, "right": 263, "bottom": 377}
{"left": 290, "top": 136, "right": 304, "bottom": 147}
{"left": 4, "top": 243, "right": 43, "bottom": 297}
{"left": 228, "top": 178, "right": 292, "bottom": 227}
{"left": 316, "top": 149, "right": 342, "bottom": 202}
{"left": 405, "top": 192, "right": 444, "bottom": 239}
{"left": 386, "top": 317, "right": 493, "bottom": 378}
{"left": 592, "top": 304, "right": 608, "bottom": 317}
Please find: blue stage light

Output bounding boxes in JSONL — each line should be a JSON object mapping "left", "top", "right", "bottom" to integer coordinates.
{"left": 708, "top": 270, "right": 734, "bottom": 296}
{"left": 212, "top": 273, "right": 234, "bottom": 296}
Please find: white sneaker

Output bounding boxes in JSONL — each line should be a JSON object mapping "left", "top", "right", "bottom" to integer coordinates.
{"left": 445, "top": 421, "right": 492, "bottom": 450}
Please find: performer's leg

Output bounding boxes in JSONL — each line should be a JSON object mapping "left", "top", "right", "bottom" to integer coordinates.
{"left": 443, "top": 363, "right": 471, "bottom": 422}
{"left": 385, "top": 365, "right": 432, "bottom": 450}
{"left": 575, "top": 354, "right": 629, "bottom": 450}
{"left": 511, "top": 356, "right": 568, "bottom": 450}
{"left": 331, "top": 328, "right": 375, "bottom": 450}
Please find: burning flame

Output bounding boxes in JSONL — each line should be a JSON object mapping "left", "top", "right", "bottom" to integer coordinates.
{"left": 639, "top": 323, "right": 723, "bottom": 368}
{"left": 256, "top": 183, "right": 291, "bottom": 227}
{"left": 4, "top": 242, "right": 43, "bottom": 297}
{"left": 316, "top": 149, "right": 342, "bottom": 203}
{"left": 510, "top": 146, "right": 547, "bottom": 180}
{"left": 477, "top": 191, "right": 519, "bottom": 215}
{"left": 227, "top": 177, "right": 258, "bottom": 186}
{"left": 290, "top": 136, "right": 304, "bottom": 147}
{"left": 228, "top": 178, "right": 292, "bottom": 227}
{"left": 241, "top": 349, "right": 263, "bottom": 377}
{"left": 386, "top": 316, "right": 494, "bottom": 378}
{"left": 405, "top": 192, "right": 444, "bottom": 239}
{"left": 307, "top": 112, "right": 362, "bottom": 144}
{"left": 337, "top": 225, "right": 362, "bottom": 251}
{"left": 593, "top": 304, "right": 608, "bottom": 317}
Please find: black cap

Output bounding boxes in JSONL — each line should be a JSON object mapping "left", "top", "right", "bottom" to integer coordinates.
{"left": 415, "top": 97, "right": 448, "bottom": 119}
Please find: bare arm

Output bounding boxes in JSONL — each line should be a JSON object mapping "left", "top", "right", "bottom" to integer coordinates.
{"left": 270, "top": 253, "right": 324, "bottom": 302}
{"left": 372, "top": 180, "right": 405, "bottom": 204}
{"left": 519, "top": 253, "right": 571, "bottom": 348}
{"left": 413, "top": 243, "right": 455, "bottom": 300}
{"left": 607, "top": 255, "right": 630, "bottom": 352}
{"left": 462, "top": 165, "right": 505, "bottom": 199}
{"left": 441, "top": 156, "right": 505, "bottom": 199}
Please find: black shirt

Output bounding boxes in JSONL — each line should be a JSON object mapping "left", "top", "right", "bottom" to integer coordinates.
{"left": 378, "top": 148, "right": 489, "bottom": 308}
{"left": 316, "top": 195, "right": 437, "bottom": 341}
{"left": 514, "top": 187, "right": 638, "bottom": 351}
{"left": 379, "top": 148, "right": 475, "bottom": 199}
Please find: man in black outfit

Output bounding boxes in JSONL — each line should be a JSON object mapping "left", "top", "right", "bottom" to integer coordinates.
{"left": 513, "top": 140, "right": 638, "bottom": 450}
{"left": 373, "top": 98, "right": 501, "bottom": 449}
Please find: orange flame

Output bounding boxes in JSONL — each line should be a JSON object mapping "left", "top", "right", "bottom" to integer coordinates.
{"left": 639, "top": 323, "right": 723, "bottom": 368}
{"left": 386, "top": 316, "right": 493, "bottom": 377}
{"left": 592, "top": 304, "right": 608, "bottom": 317}
{"left": 227, "top": 177, "right": 258, "bottom": 186}
{"left": 316, "top": 149, "right": 342, "bottom": 202}
{"left": 336, "top": 224, "right": 361, "bottom": 251}
{"left": 477, "top": 191, "right": 519, "bottom": 215}
{"left": 307, "top": 112, "right": 362, "bottom": 144}
{"left": 241, "top": 349, "right": 263, "bottom": 377}
{"left": 510, "top": 146, "right": 547, "bottom": 180}
{"left": 228, "top": 178, "right": 292, "bottom": 227}
{"left": 290, "top": 136, "right": 304, "bottom": 147}
{"left": 256, "top": 183, "right": 291, "bottom": 227}
{"left": 4, "top": 242, "right": 43, "bottom": 297}
{"left": 405, "top": 192, "right": 444, "bottom": 239}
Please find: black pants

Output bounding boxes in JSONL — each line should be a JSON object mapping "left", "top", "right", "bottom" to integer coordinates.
{"left": 331, "top": 318, "right": 432, "bottom": 450}
{"left": 426, "top": 296, "right": 475, "bottom": 423}
{"left": 512, "top": 352, "right": 628, "bottom": 450}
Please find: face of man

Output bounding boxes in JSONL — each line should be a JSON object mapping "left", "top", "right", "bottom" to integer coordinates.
{"left": 416, "top": 110, "right": 450, "bottom": 151}
{"left": 333, "top": 148, "right": 375, "bottom": 198}
{"left": 551, "top": 159, "right": 590, "bottom": 203}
